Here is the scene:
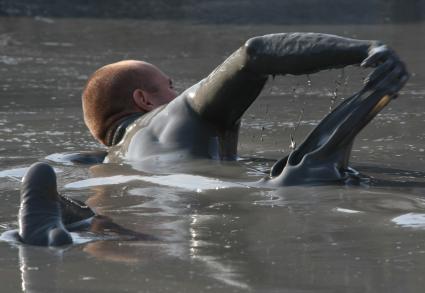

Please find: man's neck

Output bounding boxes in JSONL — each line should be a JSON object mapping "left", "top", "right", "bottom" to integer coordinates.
{"left": 105, "top": 113, "right": 144, "bottom": 146}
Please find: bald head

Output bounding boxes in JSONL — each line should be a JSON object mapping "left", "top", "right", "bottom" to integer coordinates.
{"left": 82, "top": 60, "right": 171, "bottom": 145}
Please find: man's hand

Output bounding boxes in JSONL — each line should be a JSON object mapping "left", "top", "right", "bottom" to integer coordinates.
{"left": 361, "top": 45, "right": 409, "bottom": 98}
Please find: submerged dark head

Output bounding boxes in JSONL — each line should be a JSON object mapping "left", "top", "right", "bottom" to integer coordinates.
{"left": 263, "top": 86, "right": 395, "bottom": 186}
{"left": 19, "top": 162, "right": 73, "bottom": 246}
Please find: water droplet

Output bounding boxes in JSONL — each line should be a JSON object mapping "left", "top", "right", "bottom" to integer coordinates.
{"left": 289, "top": 108, "right": 304, "bottom": 150}
{"left": 306, "top": 74, "right": 312, "bottom": 87}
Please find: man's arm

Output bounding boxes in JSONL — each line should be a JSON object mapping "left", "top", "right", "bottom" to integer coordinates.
{"left": 187, "top": 33, "right": 402, "bottom": 130}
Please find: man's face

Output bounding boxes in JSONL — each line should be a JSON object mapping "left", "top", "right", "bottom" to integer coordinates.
{"left": 144, "top": 64, "right": 177, "bottom": 108}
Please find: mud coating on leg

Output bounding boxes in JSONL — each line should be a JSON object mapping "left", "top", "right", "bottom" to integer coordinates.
{"left": 19, "top": 162, "right": 73, "bottom": 246}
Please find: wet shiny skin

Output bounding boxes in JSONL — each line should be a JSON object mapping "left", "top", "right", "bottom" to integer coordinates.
{"left": 0, "top": 17, "right": 425, "bottom": 292}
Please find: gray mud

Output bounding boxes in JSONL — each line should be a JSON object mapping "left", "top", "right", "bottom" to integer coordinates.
{"left": 1, "top": 16, "right": 425, "bottom": 292}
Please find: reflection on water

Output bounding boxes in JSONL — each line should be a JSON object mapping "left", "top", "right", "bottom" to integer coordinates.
{"left": 392, "top": 213, "right": 425, "bottom": 228}
{"left": 0, "top": 15, "right": 425, "bottom": 292}
{"left": 65, "top": 173, "right": 246, "bottom": 191}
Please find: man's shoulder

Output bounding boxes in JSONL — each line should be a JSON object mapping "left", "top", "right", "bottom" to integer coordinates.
{"left": 106, "top": 82, "right": 209, "bottom": 162}
{"left": 121, "top": 91, "right": 196, "bottom": 141}
{"left": 134, "top": 104, "right": 167, "bottom": 129}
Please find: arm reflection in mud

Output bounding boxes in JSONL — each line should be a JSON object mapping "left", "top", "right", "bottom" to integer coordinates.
{"left": 67, "top": 163, "right": 160, "bottom": 263}
{"left": 79, "top": 214, "right": 158, "bottom": 264}
{"left": 87, "top": 215, "right": 157, "bottom": 241}
{"left": 84, "top": 163, "right": 250, "bottom": 288}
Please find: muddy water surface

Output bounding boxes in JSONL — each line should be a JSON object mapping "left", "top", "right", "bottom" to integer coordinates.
{"left": 1, "top": 17, "right": 425, "bottom": 292}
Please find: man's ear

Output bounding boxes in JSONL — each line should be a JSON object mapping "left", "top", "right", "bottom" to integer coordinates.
{"left": 133, "top": 89, "right": 154, "bottom": 112}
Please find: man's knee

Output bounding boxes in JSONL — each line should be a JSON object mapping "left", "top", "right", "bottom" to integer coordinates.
{"left": 48, "top": 227, "right": 73, "bottom": 246}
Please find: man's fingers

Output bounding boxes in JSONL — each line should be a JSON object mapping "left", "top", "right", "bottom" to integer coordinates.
{"left": 361, "top": 46, "right": 391, "bottom": 68}
{"left": 389, "top": 71, "right": 409, "bottom": 94}
{"left": 362, "top": 45, "right": 409, "bottom": 98}
{"left": 364, "top": 58, "right": 395, "bottom": 88}
{"left": 373, "top": 64, "right": 408, "bottom": 95}
{"left": 375, "top": 66, "right": 403, "bottom": 90}
{"left": 361, "top": 53, "right": 381, "bottom": 68}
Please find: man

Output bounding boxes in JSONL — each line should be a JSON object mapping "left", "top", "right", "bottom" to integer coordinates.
{"left": 82, "top": 33, "right": 407, "bottom": 164}
{"left": 6, "top": 33, "right": 408, "bottom": 246}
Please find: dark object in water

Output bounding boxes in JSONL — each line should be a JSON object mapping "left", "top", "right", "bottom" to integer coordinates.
{"left": 263, "top": 42, "right": 408, "bottom": 186}
{"left": 59, "top": 193, "right": 95, "bottom": 231}
{"left": 19, "top": 162, "right": 73, "bottom": 246}
{"left": 47, "top": 150, "right": 108, "bottom": 164}
{"left": 18, "top": 163, "right": 95, "bottom": 246}
{"left": 263, "top": 86, "right": 396, "bottom": 186}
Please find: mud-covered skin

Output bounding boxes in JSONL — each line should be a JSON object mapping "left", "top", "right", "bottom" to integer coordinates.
{"left": 2, "top": 163, "right": 96, "bottom": 246}
{"left": 1, "top": 163, "right": 153, "bottom": 247}
{"left": 263, "top": 51, "right": 408, "bottom": 186}
{"left": 8, "top": 34, "right": 406, "bottom": 247}
{"left": 18, "top": 163, "right": 73, "bottom": 246}
{"left": 263, "top": 91, "right": 390, "bottom": 186}
{"left": 105, "top": 33, "right": 399, "bottom": 164}
{"left": 46, "top": 150, "right": 108, "bottom": 165}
